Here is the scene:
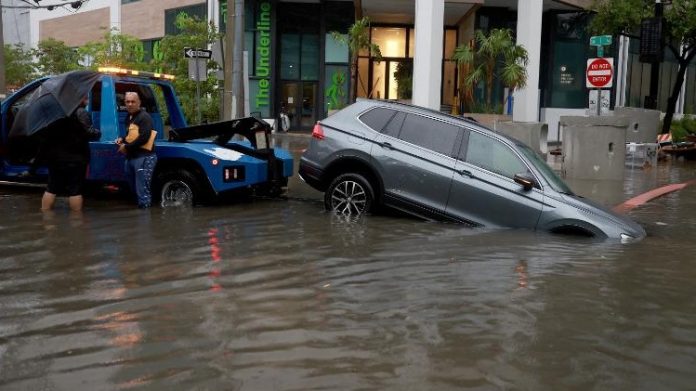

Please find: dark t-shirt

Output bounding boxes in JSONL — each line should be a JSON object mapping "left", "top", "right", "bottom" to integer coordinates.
{"left": 39, "top": 108, "right": 100, "bottom": 164}
{"left": 124, "top": 109, "right": 155, "bottom": 159}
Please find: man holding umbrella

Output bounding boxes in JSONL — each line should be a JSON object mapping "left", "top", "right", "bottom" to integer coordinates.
{"left": 40, "top": 96, "right": 101, "bottom": 211}
{"left": 8, "top": 70, "right": 103, "bottom": 212}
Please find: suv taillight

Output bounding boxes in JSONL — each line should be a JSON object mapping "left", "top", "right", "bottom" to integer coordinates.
{"left": 312, "top": 122, "right": 325, "bottom": 140}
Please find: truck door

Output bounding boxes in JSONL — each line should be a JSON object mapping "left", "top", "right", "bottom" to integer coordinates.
{"left": 86, "top": 80, "right": 128, "bottom": 183}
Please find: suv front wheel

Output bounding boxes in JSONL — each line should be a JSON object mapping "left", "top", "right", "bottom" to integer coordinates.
{"left": 324, "top": 173, "right": 374, "bottom": 216}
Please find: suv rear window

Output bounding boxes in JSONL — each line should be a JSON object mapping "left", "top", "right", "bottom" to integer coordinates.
{"left": 399, "top": 114, "right": 460, "bottom": 157}
{"left": 360, "top": 108, "right": 396, "bottom": 132}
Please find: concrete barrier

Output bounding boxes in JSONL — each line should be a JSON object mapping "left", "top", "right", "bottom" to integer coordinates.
{"left": 560, "top": 116, "right": 629, "bottom": 180}
{"left": 614, "top": 107, "right": 661, "bottom": 143}
{"left": 494, "top": 121, "right": 548, "bottom": 158}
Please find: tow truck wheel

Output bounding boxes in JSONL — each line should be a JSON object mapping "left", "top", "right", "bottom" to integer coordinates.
{"left": 324, "top": 173, "right": 374, "bottom": 217}
{"left": 156, "top": 169, "right": 201, "bottom": 207}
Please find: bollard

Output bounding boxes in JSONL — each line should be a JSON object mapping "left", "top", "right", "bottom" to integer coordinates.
{"left": 560, "top": 116, "right": 628, "bottom": 180}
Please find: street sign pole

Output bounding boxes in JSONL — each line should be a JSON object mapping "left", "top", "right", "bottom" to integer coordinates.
{"left": 195, "top": 53, "right": 201, "bottom": 124}
{"left": 184, "top": 47, "right": 212, "bottom": 124}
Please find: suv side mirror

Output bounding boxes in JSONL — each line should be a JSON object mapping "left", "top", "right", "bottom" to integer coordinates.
{"left": 514, "top": 173, "right": 536, "bottom": 191}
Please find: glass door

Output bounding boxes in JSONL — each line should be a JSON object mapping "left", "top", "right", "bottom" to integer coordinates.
{"left": 280, "top": 82, "right": 299, "bottom": 130}
{"left": 371, "top": 59, "right": 411, "bottom": 100}
{"left": 280, "top": 81, "right": 317, "bottom": 130}
{"left": 300, "top": 82, "right": 317, "bottom": 128}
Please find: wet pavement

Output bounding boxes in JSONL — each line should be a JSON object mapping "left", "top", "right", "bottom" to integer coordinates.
{"left": 1, "top": 133, "right": 696, "bottom": 390}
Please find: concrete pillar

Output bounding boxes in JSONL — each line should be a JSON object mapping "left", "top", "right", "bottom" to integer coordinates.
{"left": 110, "top": 1, "right": 121, "bottom": 32}
{"left": 412, "top": 0, "right": 444, "bottom": 110}
{"left": 512, "top": 0, "right": 542, "bottom": 122}
{"left": 560, "top": 116, "right": 629, "bottom": 180}
{"left": 495, "top": 121, "right": 548, "bottom": 158}
{"left": 616, "top": 35, "right": 630, "bottom": 107}
{"left": 209, "top": 0, "right": 220, "bottom": 28}
{"left": 614, "top": 107, "right": 661, "bottom": 143}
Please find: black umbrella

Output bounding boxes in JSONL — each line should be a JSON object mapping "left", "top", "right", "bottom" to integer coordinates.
{"left": 8, "top": 70, "right": 102, "bottom": 139}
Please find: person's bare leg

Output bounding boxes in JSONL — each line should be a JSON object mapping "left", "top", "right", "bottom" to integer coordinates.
{"left": 41, "top": 192, "right": 56, "bottom": 211}
{"left": 68, "top": 195, "right": 83, "bottom": 212}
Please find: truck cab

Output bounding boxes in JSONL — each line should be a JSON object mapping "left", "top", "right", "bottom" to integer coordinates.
{"left": 0, "top": 68, "right": 293, "bottom": 206}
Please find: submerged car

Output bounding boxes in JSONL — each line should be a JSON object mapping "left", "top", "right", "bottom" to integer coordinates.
{"left": 299, "top": 99, "right": 646, "bottom": 241}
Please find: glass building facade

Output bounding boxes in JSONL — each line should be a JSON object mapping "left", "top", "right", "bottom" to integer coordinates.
{"left": 133, "top": 1, "right": 696, "bottom": 127}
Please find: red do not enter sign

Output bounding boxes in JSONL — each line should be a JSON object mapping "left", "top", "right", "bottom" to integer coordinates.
{"left": 586, "top": 57, "right": 614, "bottom": 89}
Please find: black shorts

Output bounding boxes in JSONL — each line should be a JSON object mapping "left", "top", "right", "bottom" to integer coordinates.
{"left": 46, "top": 162, "right": 87, "bottom": 196}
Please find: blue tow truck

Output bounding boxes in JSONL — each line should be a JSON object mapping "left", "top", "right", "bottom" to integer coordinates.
{"left": 0, "top": 68, "right": 293, "bottom": 205}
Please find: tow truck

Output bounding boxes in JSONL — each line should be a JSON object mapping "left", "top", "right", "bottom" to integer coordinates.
{"left": 0, "top": 68, "right": 293, "bottom": 206}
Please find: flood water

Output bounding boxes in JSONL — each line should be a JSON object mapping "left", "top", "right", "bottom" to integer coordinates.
{"left": 2, "top": 135, "right": 696, "bottom": 390}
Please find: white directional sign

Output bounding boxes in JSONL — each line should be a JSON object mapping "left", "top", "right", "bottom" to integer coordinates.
{"left": 184, "top": 47, "right": 212, "bottom": 59}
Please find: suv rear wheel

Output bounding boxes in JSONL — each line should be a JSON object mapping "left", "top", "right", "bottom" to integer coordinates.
{"left": 324, "top": 173, "right": 374, "bottom": 216}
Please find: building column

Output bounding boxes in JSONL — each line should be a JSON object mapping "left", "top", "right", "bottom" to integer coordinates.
{"left": 512, "top": 0, "right": 543, "bottom": 122}
{"left": 412, "top": 0, "right": 444, "bottom": 110}
{"left": 110, "top": 1, "right": 120, "bottom": 32}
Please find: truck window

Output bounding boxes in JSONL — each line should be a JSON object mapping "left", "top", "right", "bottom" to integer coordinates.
{"left": 114, "top": 83, "right": 158, "bottom": 113}
{"left": 4, "top": 84, "right": 41, "bottom": 138}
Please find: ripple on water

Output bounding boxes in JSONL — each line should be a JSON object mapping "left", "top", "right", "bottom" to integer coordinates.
{"left": 1, "top": 183, "right": 696, "bottom": 389}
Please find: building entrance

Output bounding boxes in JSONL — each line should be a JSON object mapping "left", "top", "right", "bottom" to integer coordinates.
{"left": 280, "top": 82, "right": 317, "bottom": 131}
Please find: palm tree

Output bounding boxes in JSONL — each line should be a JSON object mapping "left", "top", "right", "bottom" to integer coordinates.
{"left": 453, "top": 28, "right": 528, "bottom": 113}
{"left": 331, "top": 17, "right": 382, "bottom": 103}
{"left": 500, "top": 38, "right": 528, "bottom": 113}
{"left": 452, "top": 42, "right": 475, "bottom": 112}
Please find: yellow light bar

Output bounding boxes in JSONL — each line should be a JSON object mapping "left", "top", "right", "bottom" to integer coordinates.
{"left": 98, "top": 67, "right": 175, "bottom": 80}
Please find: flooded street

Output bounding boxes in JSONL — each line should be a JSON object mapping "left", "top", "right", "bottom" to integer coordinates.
{"left": 2, "top": 135, "right": 696, "bottom": 390}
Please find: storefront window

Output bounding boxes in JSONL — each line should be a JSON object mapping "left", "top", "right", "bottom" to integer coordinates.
{"left": 326, "top": 34, "right": 349, "bottom": 63}
{"left": 358, "top": 58, "right": 369, "bottom": 98}
{"left": 443, "top": 61, "right": 456, "bottom": 106}
{"left": 444, "top": 29, "right": 457, "bottom": 59}
{"left": 372, "top": 27, "right": 407, "bottom": 58}
{"left": 301, "top": 35, "right": 319, "bottom": 80}
{"left": 372, "top": 61, "right": 387, "bottom": 99}
{"left": 281, "top": 34, "right": 300, "bottom": 80}
{"left": 408, "top": 29, "right": 415, "bottom": 58}
{"left": 543, "top": 12, "right": 591, "bottom": 109}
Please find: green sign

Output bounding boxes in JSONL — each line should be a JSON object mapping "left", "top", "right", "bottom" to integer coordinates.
{"left": 255, "top": 1, "right": 272, "bottom": 108}
{"left": 590, "top": 35, "right": 612, "bottom": 47}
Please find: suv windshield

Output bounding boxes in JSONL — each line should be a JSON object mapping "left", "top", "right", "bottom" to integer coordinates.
{"left": 517, "top": 144, "right": 573, "bottom": 194}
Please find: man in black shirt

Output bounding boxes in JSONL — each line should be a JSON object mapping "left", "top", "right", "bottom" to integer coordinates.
{"left": 116, "top": 91, "right": 157, "bottom": 208}
{"left": 41, "top": 97, "right": 101, "bottom": 212}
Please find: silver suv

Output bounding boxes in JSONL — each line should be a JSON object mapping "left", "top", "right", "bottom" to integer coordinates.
{"left": 299, "top": 99, "right": 645, "bottom": 240}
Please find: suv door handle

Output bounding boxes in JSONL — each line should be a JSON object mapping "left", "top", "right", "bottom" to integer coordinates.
{"left": 458, "top": 169, "right": 472, "bottom": 177}
{"left": 380, "top": 141, "right": 394, "bottom": 149}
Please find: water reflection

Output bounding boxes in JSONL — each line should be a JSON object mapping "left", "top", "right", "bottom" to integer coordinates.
{"left": 2, "top": 152, "right": 696, "bottom": 389}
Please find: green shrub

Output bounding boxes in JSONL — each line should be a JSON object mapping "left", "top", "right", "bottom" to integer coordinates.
{"left": 670, "top": 118, "right": 688, "bottom": 142}
{"left": 681, "top": 115, "right": 696, "bottom": 134}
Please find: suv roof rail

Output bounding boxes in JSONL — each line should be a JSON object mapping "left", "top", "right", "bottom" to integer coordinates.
{"left": 357, "top": 98, "right": 481, "bottom": 126}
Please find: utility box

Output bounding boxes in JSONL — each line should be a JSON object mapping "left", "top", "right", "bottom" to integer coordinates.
{"left": 614, "top": 107, "right": 661, "bottom": 143}
{"left": 560, "top": 116, "right": 628, "bottom": 180}
{"left": 625, "top": 142, "right": 658, "bottom": 169}
{"left": 495, "top": 121, "right": 548, "bottom": 159}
